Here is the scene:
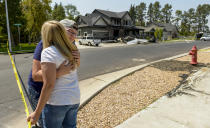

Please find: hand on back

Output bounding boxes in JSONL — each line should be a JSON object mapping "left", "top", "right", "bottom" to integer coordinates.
{"left": 72, "top": 50, "right": 80, "bottom": 67}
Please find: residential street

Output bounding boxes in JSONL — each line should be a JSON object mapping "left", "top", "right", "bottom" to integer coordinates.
{"left": 1, "top": 0, "right": 210, "bottom": 127}
{"left": 78, "top": 41, "right": 210, "bottom": 80}
{"left": 0, "top": 41, "right": 210, "bottom": 127}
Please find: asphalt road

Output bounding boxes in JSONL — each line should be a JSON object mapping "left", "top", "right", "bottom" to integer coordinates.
{"left": 78, "top": 41, "right": 210, "bottom": 80}
{"left": 0, "top": 40, "right": 210, "bottom": 127}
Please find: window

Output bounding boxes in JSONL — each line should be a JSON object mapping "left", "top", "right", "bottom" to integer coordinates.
{"left": 78, "top": 30, "right": 81, "bottom": 36}
{"left": 84, "top": 32, "right": 87, "bottom": 36}
{"left": 87, "top": 37, "right": 93, "bottom": 39}
{"left": 118, "top": 20, "right": 120, "bottom": 25}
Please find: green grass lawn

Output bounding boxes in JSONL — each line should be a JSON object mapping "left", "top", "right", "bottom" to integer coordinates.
{"left": 161, "top": 37, "right": 195, "bottom": 43}
{"left": 0, "top": 43, "right": 37, "bottom": 53}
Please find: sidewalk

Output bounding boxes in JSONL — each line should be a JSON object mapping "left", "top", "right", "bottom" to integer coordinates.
{"left": 116, "top": 67, "right": 210, "bottom": 128}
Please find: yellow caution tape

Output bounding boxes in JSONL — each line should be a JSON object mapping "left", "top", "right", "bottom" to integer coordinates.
{"left": 7, "top": 42, "right": 31, "bottom": 128}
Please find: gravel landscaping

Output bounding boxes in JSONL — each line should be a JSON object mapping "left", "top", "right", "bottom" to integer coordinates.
{"left": 77, "top": 49, "right": 210, "bottom": 128}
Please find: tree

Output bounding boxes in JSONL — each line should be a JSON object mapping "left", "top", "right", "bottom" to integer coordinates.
{"left": 136, "top": 2, "right": 146, "bottom": 26}
{"left": 52, "top": 2, "right": 65, "bottom": 21}
{"left": 129, "top": 4, "right": 136, "bottom": 25}
{"left": 0, "top": 1, "right": 6, "bottom": 35}
{"left": 180, "top": 11, "right": 191, "bottom": 36}
{"left": 196, "top": 5, "right": 204, "bottom": 32}
{"left": 22, "top": 0, "right": 52, "bottom": 42}
{"left": 201, "top": 4, "right": 210, "bottom": 32}
{"left": 195, "top": 4, "right": 210, "bottom": 32}
{"left": 42, "top": 0, "right": 52, "bottom": 19}
{"left": 161, "top": 4, "right": 173, "bottom": 23}
{"left": 0, "top": 0, "right": 24, "bottom": 44}
{"left": 187, "top": 8, "right": 196, "bottom": 33}
{"left": 65, "top": 4, "right": 80, "bottom": 20}
{"left": 154, "top": 28, "right": 163, "bottom": 41}
{"left": 173, "top": 10, "right": 182, "bottom": 31}
{"left": 147, "top": 3, "right": 154, "bottom": 24}
{"left": 153, "top": 1, "right": 161, "bottom": 22}
{"left": 52, "top": 3, "right": 58, "bottom": 20}
{"left": 176, "top": 4, "right": 210, "bottom": 35}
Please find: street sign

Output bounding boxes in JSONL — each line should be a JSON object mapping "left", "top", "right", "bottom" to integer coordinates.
{"left": 14, "top": 24, "right": 21, "bottom": 26}
{"left": 13, "top": 24, "right": 22, "bottom": 44}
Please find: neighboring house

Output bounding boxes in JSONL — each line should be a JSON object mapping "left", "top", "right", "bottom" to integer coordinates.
{"left": 141, "top": 22, "right": 179, "bottom": 40}
{"left": 135, "top": 26, "right": 146, "bottom": 39}
{"left": 76, "top": 9, "right": 140, "bottom": 40}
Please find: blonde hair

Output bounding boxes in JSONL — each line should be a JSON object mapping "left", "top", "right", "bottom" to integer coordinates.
{"left": 41, "top": 20, "right": 78, "bottom": 66}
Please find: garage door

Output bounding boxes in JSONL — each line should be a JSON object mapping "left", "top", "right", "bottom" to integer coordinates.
{"left": 92, "top": 30, "right": 109, "bottom": 40}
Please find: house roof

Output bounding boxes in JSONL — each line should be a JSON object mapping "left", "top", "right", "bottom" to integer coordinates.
{"left": 94, "top": 9, "right": 128, "bottom": 18}
{"left": 147, "top": 22, "right": 177, "bottom": 32}
{"left": 144, "top": 27, "right": 157, "bottom": 32}
{"left": 78, "top": 14, "right": 108, "bottom": 27}
{"left": 163, "top": 23, "right": 177, "bottom": 32}
{"left": 79, "top": 16, "right": 92, "bottom": 26}
{"left": 77, "top": 9, "right": 131, "bottom": 27}
{"left": 78, "top": 24, "right": 89, "bottom": 28}
{"left": 135, "top": 26, "right": 146, "bottom": 30}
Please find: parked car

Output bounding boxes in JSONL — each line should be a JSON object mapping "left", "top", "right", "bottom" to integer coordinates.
{"left": 195, "top": 32, "right": 203, "bottom": 40}
{"left": 78, "top": 36, "right": 101, "bottom": 46}
{"left": 200, "top": 35, "right": 210, "bottom": 41}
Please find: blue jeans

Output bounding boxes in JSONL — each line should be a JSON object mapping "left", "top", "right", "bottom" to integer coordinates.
{"left": 28, "top": 85, "right": 43, "bottom": 128}
{"left": 42, "top": 104, "right": 79, "bottom": 128}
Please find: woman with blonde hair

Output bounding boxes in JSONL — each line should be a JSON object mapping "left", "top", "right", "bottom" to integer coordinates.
{"left": 27, "top": 20, "right": 80, "bottom": 128}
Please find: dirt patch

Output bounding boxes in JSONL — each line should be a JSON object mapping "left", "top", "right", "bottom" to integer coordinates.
{"left": 77, "top": 50, "right": 210, "bottom": 128}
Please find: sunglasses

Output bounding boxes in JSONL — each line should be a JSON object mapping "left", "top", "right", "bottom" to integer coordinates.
{"left": 72, "top": 25, "right": 78, "bottom": 30}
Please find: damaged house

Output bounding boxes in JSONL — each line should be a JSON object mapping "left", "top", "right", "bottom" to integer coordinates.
{"left": 76, "top": 9, "right": 140, "bottom": 40}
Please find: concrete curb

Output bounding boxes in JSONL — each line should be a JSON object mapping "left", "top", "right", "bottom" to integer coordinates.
{"left": 79, "top": 46, "right": 210, "bottom": 109}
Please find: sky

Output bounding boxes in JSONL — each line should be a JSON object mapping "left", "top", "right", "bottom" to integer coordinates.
{"left": 52, "top": 0, "right": 210, "bottom": 27}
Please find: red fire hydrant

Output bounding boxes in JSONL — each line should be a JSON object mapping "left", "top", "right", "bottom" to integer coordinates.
{"left": 189, "top": 45, "right": 198, "bottom": 65}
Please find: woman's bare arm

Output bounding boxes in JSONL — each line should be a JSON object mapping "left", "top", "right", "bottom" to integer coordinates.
{"left": 27, "top": 62, "right": 56, "bottom": 124}
{"left": 32, "top": 59, "right": 76, "bottom": 82}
